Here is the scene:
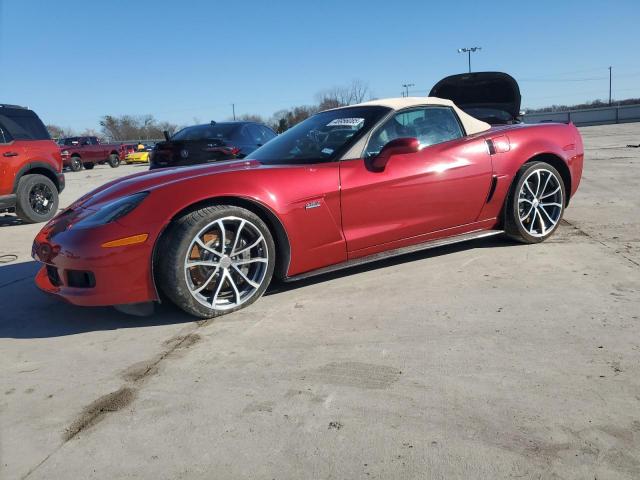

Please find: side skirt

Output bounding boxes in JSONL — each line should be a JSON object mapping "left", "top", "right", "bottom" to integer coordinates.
{"left": 284, "top": 229, "right": 504, "bottom": 282}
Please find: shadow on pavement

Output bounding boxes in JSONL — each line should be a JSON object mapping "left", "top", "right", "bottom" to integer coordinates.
{"left": 0, "top": 236, "right": 522, "bottom": 339}
{"left": 0, "top": 214, "right": 29, "bottom": 227}
{"left": 267, "top": 235, "right": 522, "bottom": 294}
{"left": 0, "top": 261, "right": 194, "bottom": 339}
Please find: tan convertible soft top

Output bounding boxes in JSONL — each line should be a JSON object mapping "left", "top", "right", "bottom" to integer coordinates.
{"left": 341, "top": 96, "right": 492, "bottom": 135}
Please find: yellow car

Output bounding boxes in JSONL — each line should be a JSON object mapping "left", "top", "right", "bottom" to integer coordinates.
{"left": 125, "top": 146, "right": 152, "bottom": 164}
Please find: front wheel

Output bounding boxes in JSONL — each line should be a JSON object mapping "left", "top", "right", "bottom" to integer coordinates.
{"left": 157, "top": 205, "right": 276, "bottom": 318}
{"left": 108, "top": 154, "right": 120, "bottom": 168}
{"left": 504, "top": 161, "right": 566, "bottom": 243}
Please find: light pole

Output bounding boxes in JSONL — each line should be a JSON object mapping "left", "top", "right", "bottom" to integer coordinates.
{"left": 608, "top": 66, "right": 612, "bottom": 106}
{"left": 402, "top": 83, "right": 415, "bottom": 97}
{"left": 457, "top": 47, "right": 482, "bottom": 73}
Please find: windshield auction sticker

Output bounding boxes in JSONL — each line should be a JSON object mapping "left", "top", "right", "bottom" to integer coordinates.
{"left": 327, "top": 118, "right": 365, "bottom": 128}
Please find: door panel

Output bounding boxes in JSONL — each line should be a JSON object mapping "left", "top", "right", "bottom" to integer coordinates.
{"left": 0, "top": 141, "right": 25, "bottom": 193}
{"left": 340, "top": 135, "right": 493, "bottom": 252}
{"left": 79, "top": 138, "right": 93, "bottom": 161}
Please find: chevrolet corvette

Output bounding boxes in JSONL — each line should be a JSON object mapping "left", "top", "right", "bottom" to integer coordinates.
{"left": 125, "top": 145, "right": 153, "bottom": 164}
{"left": 32, "top": 73, "right": 583, "bottom": 318}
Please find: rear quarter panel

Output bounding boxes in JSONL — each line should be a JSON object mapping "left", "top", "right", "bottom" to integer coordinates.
{"left": 477, "top": 123, "right": 583, "bottom": 221}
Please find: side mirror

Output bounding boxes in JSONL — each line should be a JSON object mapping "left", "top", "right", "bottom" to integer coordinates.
{"left": 369, "top": 137, "right": 420, "bottom": 171}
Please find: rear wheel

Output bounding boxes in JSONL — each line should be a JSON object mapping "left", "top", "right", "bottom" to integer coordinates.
{"left": 70, "top": 156, "right": 83, "bottom": 172}
{"left": 83, "top": 162, "right": 95, "bottom": 170}
{"left": 504, "top": 161, "right": 565, "bottom": 243}
{"left": 108, "top": 153, "right": 120, "bottom": 168}
{"left": 157, "top": 205, "right": 276, "bottom": 318}
{"left": 15, "top": 174, "right": 59, "bottom": 223}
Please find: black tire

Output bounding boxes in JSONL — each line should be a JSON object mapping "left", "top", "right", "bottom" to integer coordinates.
{"left": 157, "top": 205, "right": 276, "bottom": 318}
{"left": 70, "top": 156, "right": 83, "bottom": 172}
{"left": 15, "top": 174, "right": 59, "bottom": 223}
{"left": 108, "top": 154, "right": 120, "bottom": 168}
{"left": 504, "top": 161, "right": 566, "bottom": 244}
{"left": 83, "top": 162, "right": 95, "bottom": 170}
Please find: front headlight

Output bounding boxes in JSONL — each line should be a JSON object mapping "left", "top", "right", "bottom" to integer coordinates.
{"left": 73, "top": 192, "right": 149, "bottom": 229}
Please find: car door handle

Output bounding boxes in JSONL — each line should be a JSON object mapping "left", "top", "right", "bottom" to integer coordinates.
{"left": 3, "top": 151, "right": 19, "bottom": 157}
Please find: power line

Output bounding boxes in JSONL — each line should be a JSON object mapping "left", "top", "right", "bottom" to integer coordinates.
{"left": 520, "top": 77, "right": 608, "bottom": 82}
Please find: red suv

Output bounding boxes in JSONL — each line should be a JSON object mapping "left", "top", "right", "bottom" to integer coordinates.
{"left": 0, "top": 104, "right": 64, "bottom": 223}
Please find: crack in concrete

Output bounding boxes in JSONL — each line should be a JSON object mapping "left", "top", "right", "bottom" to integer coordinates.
{"left": 20, "top": 330, "right": 203, "bottom": 479}
{"left": 561, "top": 219, "right": 640, "bottom": 268}
{"left": 0, "top": 275, "right": 32, "bottom": 289}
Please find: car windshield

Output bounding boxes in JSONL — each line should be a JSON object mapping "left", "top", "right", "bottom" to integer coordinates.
{"left": 59, "top": 137, "right": 80, "bottom": 146}
{"left": 171, "top": 123, "right": 239, "bottom": 142}
{"left": 249, "top": 106, "right": 390, "bottom": 164}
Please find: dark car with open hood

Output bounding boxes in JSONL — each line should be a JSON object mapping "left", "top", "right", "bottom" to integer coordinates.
{"left": 150, "top": 121, "right": 277, "bottom": 170}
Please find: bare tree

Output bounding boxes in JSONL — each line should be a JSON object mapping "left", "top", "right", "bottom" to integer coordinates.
{"left": 99, "top": 115, "right": 179, "bottom": 141}
{"left": 349, "top": 79, "right": 369, "bottom": 104}
{"left": 315, "top": 79, "right": 370, "bottom": 111}
{"left": 78, "top": 128, "right": 104, "bottom": 140}
{"left": 235, "top": 113, "right": 267, "bottom": 123}
{"left": 46, "top": 124, "right": 75, "bottom": 139}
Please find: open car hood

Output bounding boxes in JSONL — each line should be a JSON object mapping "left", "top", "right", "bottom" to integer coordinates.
{"left": 429, "top": 72, "right": 521, "bottom": 125}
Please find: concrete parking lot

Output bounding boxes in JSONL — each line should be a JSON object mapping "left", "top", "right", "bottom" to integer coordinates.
{"left": 1, "top": 124, "right": 639, "bottom": 479}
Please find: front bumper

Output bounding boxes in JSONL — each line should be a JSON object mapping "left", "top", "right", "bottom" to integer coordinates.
{"left": 32, "top": 214, "right": 158, "bottom": 307}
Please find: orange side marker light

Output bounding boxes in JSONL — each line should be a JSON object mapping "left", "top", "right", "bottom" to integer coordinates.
{"left": 101, "top": 233, "right": 149, "bottom": 248}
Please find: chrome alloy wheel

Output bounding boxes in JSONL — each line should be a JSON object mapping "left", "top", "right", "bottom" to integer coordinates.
{"left": 518, "top": 168, "right": 563, "bottom": 237}
{"left": 184, "top": 216, "right": 269, "bottom": 310}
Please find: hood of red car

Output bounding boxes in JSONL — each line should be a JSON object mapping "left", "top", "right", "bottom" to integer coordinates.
{"left": 76, "top": 159, "right": 262, "bottom": 209}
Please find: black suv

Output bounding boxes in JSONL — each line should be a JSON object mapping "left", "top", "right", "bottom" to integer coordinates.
{"left": 150, "top": 121, "right": 276, "bottom": 169}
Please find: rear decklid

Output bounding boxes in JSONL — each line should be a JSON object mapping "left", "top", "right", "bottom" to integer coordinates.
{"left": 429, "top": 72, "right": 521, "bottom": 125}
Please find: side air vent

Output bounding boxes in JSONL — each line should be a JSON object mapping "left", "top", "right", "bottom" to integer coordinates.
{"left": 486, "top": 139, "right": 496, "bottom": 155}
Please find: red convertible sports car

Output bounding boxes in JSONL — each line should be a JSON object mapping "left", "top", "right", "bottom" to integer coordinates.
{"left": 32, "top": 73, "right": 583, "bottom": 318}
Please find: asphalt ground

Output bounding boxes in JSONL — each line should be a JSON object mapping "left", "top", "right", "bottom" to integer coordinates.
{"left": 1, "top": 124, "right": 639, "bottom": 479}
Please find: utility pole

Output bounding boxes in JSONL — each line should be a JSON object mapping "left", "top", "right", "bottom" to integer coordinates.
{"left": 402, "top": 83, "right": 415, "bottom": 98}
{"left": 608, "top": 66, "right": 612, "bottom": 106}
{"left": 231, "top": 103, "right": 236, "bottom": 121}
{"left": 457, "top": 47, "right": 482, "bottom": 73}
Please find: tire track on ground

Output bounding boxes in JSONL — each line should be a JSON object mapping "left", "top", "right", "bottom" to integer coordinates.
{"left": 561, "top": 218, "right": 639, "bottom": 267}
{"left": 21, "top": 328, "right": 205, "bottom": 479}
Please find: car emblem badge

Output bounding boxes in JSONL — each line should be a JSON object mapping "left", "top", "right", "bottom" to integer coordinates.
{"left": 305, "top": 200, "right": 321, "bottom": 210}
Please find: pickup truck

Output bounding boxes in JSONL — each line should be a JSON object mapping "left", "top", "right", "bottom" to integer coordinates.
{"left": 58, "top": 136, "right": 122, "bottom": 171}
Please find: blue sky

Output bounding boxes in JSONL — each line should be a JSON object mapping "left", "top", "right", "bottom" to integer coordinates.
{"left": 1, "top": 0, "right": 639, "bottom": 131}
